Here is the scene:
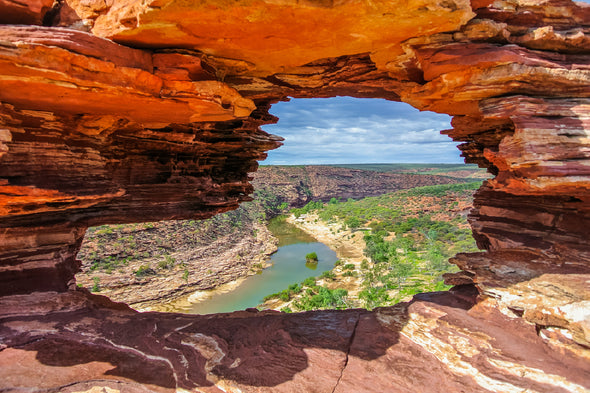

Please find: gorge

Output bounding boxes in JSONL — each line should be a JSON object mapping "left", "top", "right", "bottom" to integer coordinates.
{"left": 1, "top": 0, "right": 590, "bottom": 392}
{"left": 74, "top": 164, "right": 469, "bottom": 309}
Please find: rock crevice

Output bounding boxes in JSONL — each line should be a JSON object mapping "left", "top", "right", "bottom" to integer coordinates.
{"left": 331, "top": 313, "right": 360, "bottom": 393}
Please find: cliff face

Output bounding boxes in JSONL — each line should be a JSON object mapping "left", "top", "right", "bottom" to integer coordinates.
{"left": 252, "top": 165, "right": 473, "bottom": 209}
{"left": 1, "top": 0, "right": 589, "bottom": 391}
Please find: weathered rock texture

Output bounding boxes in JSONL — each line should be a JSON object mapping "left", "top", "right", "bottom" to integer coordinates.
{"left": 1, "top": 0, "right": 589, "bottom": 391}
{"left": 2, "top": 286, "right": 589, "bottom": 393}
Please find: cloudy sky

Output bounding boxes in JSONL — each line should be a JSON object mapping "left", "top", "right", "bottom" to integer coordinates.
{"left": 262, "top": 97, "right": 460, "bottom": 165}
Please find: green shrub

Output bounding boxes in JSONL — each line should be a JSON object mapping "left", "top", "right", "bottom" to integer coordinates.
{"left": 158, "top": 255, "right": 176, "bottom": 269}
{"left": 305, "top": 252, "right": 318, "bottom": 263}
{"left": 343, "top": 263, "right": 355, "bottom": 270}
{"left": 344, "top": 216, "right": 361, "bottom": 229}
{"left": 279, "top": 290, "right": 290, "bottom": 301}
{"left": 95, "top": 226, "right": 113, "bottom": 235}
{"left": 263, "top": 292, "right": 279, "bottom": 302}
{"left": 91, "top": 277, "right": 101, "bottom": 292}
{"left": 135, "top": 265, "right": 156, "bottom": 277}
{"left": 359, "top": 287, "right": 389, "bottom": 309}
{"left": 294, "top": 287, "right": 349, "bottom": 311}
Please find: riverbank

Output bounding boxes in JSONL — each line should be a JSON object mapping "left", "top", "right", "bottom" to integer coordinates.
{"left": 259, "top": 213, "right": 368, "bottom": 310}
{"left": 260, "top": 184, "right": 479, "bottom": 312}
{"left": 153, "top": 217, "right": 338, "bottom": 314}
{"left": 76, "top": 167, "right": 483, "bottom": 312}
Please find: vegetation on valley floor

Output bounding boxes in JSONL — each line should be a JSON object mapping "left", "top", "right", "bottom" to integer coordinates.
{"left": 77, "top": 164, "right": 486, "bottom": 309}
{"left": 261, "top": 181, "right": 481, "bottom": 311}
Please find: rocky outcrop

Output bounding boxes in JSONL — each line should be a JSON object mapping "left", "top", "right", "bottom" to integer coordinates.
{"left": 1, "top": 286, "right": 588, "bottom": 393}
{"left": 0, "top": 0, "right": 53, "bottom": 25}
{"left": 76, "top": 215, "right": 277, "bottom": 310}
{"left": 1, "top": 0, "right": 590, "bottom": 391}
{"left": 0, "top": 25, "right": 281, "bottom": 296}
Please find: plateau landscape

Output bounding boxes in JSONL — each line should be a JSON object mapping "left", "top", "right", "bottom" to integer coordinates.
{"left": 1, "top": 0, "right": 589, "bottom": 392}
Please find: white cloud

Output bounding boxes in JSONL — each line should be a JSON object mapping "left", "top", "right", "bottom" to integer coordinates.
{"left": 262, "top": 97, "right": 462, "bottom": 165}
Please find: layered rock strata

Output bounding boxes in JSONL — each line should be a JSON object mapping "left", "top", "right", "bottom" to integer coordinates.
{"left": 0, "top": 26, "right": 281, "bottom": 295}
{"left": 1, "top": 0, "right": 589, "bottom": 391}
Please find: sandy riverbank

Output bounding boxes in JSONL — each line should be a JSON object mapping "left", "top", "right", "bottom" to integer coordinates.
{"left": 260, "top": 213, "right": 368, "bottom": 310}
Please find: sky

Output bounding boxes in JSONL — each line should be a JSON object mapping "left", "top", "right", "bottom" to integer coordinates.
{"left": 261, "top": 97, "right": 461, "bottom": 165}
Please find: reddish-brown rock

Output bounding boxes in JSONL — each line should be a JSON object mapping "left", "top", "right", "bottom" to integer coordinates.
{"left": 0, "top": 0, "right": 54, "bottom": 25}
{"left": 0, "top": 26, "right": 280, "bottom": 295}
{"left": 1, "top": 286, "right": 588, "bottom": 393}
{"left": 61, "top": 0, "right": 475, "bottom": 75}
{"left": 1, "top": 0, "right": 589, "bottom": 391}
{"left": 252, "top": 165, "right": 470, "bottom": 208}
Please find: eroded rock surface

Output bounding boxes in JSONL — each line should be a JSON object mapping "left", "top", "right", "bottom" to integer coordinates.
{"left": 1, "top": 0, "right": 589, "bottom": 391}
{"left": 2, "top": 286, "right": 588, "bottom": 393}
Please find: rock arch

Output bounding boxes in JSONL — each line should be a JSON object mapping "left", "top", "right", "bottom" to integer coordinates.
{"left": 0, "top": 0, "right": 589, "bottom": 391}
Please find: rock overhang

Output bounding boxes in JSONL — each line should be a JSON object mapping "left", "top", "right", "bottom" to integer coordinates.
{"left": 67, "top": 0, "right": 476, "bottom": 76}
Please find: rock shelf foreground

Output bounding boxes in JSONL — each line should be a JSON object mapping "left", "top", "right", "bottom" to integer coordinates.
{"left": 0, "top": 0, "right": 589, "bottom": 391}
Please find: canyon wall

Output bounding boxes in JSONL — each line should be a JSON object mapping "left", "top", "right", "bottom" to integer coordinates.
{"left": 252, "top": 165, "right": 474, "bottom": 209}
{"left": 1, "top": 0, "right": 589, "bottom": 391}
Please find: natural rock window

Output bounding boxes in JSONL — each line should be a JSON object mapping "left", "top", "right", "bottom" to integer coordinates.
{"left": 74, "top": 97, "right": 482, "bottom": 314}
{"left": 1, "top": 0, "right": 589, "bottom": 391}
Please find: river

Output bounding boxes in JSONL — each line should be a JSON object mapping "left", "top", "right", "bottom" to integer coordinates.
{"left": 185, "top": 216, "right": 338, "bottom": 314}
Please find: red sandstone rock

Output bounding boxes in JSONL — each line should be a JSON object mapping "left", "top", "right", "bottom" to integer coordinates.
{"left": 0, "top": 26, "right": 255, "bottom": 124}
{"left": 0, "top": 287, "right": 587, "bottom": 392}
{"left": 0, "top": 0, "right": 54, "bottom": 25}
{"left": 62, "top": 0, "right": 475, "bottom": 75}
{"left": 0, "top": 26, "right": 280, "bottom": 294}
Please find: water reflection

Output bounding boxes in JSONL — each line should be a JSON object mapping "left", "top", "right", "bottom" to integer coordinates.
{"left": 186, "top": 217, "right": 337, "bottom": 314}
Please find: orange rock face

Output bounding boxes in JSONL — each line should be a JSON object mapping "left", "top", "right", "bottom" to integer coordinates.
{"left": 0, "top": 0, "right": 54, "bottom": 24}
{"left": 68, "top": 0, "right": 475, "bottom": 75}
{"left": 1, "top": 0, "right": 590, "bottom": 391}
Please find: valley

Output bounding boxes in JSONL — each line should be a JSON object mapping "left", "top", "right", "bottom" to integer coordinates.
{"left": 76, "top": 164, "right": 486, "bottom": 311}
{"left": 260, "top": 182, "right": 480, "bottom": 312}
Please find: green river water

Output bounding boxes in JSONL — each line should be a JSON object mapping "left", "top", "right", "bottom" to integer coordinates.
{"left": 187, "top": 217, "right": 338, "bottom": 314}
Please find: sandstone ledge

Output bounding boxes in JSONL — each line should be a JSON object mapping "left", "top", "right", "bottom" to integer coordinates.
{"left": 1, "top": 286, "right": 588, "bottom": 393}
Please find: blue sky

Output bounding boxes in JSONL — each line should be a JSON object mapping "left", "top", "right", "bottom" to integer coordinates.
{"left": 262, "top": 97, "right": 461, "bottom": 165}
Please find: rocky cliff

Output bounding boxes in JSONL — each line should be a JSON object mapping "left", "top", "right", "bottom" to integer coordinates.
{"left": 253, "top": 165, "right": 474, "bottom": 209}
{"left": 1, "top": 0, "right": 589, "bottom": 391}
